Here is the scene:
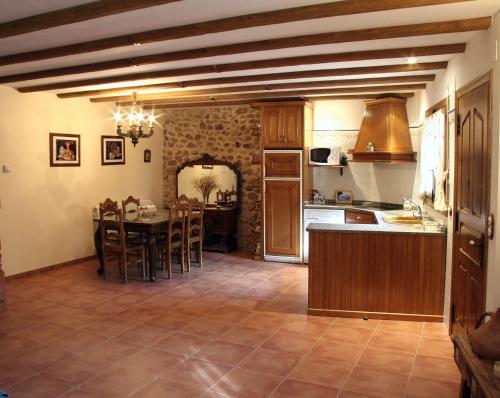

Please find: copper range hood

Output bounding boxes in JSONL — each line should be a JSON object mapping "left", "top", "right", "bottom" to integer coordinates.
{"left": 349, "top": 97, "right": 416, "bottom": 163}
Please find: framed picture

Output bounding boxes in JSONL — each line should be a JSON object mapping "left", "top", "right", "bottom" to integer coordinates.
{"left": 144, "top": 149, "right": 151, "bottom": 163}
{"left": 335, "top": 190, "right": 353, "bottom": 204}
{"left": 101, "top": 136, "right": 125, "bottom": 165}
{"left": 50, "top": 133, "right": 80, "bottom": 167}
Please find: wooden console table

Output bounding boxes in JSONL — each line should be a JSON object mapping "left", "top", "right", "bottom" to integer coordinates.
{"left": 203, "top": 206, "right": 238, "bottom": 253}
{"left": 453, "top": 333, "right": 500, "bottom": 398}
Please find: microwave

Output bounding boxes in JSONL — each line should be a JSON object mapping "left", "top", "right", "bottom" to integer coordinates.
{"left": 308, "top": 146, "right": 341, "bottom": 165}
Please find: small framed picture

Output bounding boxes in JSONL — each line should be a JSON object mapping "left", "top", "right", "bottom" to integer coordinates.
{"left": 50, "top": 133, "right": 80, "bottom": 167}
{"left": 144, "top": 149, "right": 151, "bottom": 163}
{"left": 101, "top": 136, "right": 125, "bottom": 165}
{"left": 335, "top": 190, "right": 353, "bottom": 204}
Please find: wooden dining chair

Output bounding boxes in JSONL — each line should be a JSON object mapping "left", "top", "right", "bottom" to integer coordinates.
{"left": 186, "top": 198, "right": 204, "bottom": 271}
{"left": 157, "top": 200, "right": 187, "bottom": 278}
{"left": 122, "top": 195, "right": 143, "bottom": 241}
{"left": 99, "top": 198, "right": 146, "bottom": 283}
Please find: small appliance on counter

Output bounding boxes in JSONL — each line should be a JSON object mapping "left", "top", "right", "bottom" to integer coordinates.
{"left": 308, "top": 146, "right": 341, "bottom": 165}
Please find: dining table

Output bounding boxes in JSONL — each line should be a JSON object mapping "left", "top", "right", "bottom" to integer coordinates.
{"left": 93, "top": 209, "right": 170, "bottom": 282}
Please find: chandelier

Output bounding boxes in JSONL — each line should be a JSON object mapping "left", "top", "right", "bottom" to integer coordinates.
{"left": 113, "top": 93, "right": 155, "bottom": 146}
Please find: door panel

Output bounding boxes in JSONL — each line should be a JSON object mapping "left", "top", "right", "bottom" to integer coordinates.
{"left": 262, "top": 106, "right": 283, "bottom": 148}
{"left": 265, "top": 180, "right": 300, "bottom": 256}
{"left": 451, "top": 75, "right": 490, "bottom": 335}
{"left": 282, "top": 106, "right": 303, "bottom": 148}
{"left": 264, "top": 152, "right": 301, "bottom": 178}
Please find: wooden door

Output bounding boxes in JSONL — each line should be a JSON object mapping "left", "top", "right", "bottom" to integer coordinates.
{"left": 264, "top": 152, "right": 301, "bottom": 178}
{"left": 265, "top": 180, "right": 300, "bottom": 256}
{"left": 0, "top": 239, "right": 5, "bottom": 309}
{"left": 262, "top": 106, "right": 283, "bottom": 148}
{"left": 282, "top": 106, "right": 303, "bottom": 148}
{"left": 451, "top": 74, "right": 491, "bottom": 335}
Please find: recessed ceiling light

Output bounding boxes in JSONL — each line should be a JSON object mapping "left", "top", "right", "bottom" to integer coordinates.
{"left": 407, "top": 57, "right": 417, "bottom": 64}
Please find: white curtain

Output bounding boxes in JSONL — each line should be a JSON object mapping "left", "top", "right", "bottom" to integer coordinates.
{"left": 418, "top": 108, "right": 447, "bottom": 211}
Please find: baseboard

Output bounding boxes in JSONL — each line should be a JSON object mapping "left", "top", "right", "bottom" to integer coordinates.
{"left": 308, "top": 308, "right": 444, "bottom": 323}
{"left": 6, "top": 255, "right": 97, "bottom": 280}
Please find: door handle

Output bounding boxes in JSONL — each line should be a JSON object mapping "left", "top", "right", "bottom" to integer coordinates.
{"left": 469, "top": 239, "right": 482, "bottom": 247}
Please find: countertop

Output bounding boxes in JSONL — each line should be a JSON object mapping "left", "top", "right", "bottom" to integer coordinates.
{"left": 307, "top": 209, "right": 447, "bottom": 235}
{"left": 304, "top": 200, "right": 402, "bottom": 211}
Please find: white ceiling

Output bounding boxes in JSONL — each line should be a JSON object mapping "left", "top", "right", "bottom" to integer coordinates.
{"left": 0, "top": 0, "right": 499, "bottom": 99}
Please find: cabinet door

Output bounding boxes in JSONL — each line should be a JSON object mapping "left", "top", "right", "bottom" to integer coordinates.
{"left": 262, "top": 106, "right": 283, "bottom": 148}
{"left": 265, "top": 180, "right": 300, "bottom": 256}
{"left": 264, "top": 152, "right": 301, "bottom": 178}
{"left": 282, "top": 106, "right": 303, "bottom": 148}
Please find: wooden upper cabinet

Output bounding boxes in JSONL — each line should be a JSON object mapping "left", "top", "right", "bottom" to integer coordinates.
{"left": 282, "top": 106, "right": 303, "bottom": 148}
{"left": 260, "top": 103, "right": 306, "bottom": 148}
{"left": 264, "top": 152, "right": 301, "bottom": 178}
{"left": 261, "top": 106, "right": 283, "bottom": 148}
{"left": 265, "top": 180, "right": 300, "bottom": 256}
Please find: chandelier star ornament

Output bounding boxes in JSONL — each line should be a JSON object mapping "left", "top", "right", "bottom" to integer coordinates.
{"left": 113, "top": 92, "right": 155, "bottom": 146}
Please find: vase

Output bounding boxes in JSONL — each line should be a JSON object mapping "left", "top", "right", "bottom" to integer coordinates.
{"left": 469, "top": 308, "right": 500, "bottom": 361}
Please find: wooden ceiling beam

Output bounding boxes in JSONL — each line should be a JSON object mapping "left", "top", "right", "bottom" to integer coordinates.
{"left": 57, "top": 62, "right": 447, "bottom": 98}
{"left": 115, "top": 84, "right": 425, "bottom": 106}
{"left": 0, "top": 17, "right": 488, "bottom": 81}
{"left": 141, "top": 93, "right": 415, "bottom": 110}
{"left": 16, "top": 44, "right": 464, "bottom": 92}
{"left": 90, "top": 75, "right": 434, "bottom": 103}
{"left": 0, "top": 0, "right": 471, "bottom": 63}
{"left": 0, "top": 0, "right": 180, "bottom": 39}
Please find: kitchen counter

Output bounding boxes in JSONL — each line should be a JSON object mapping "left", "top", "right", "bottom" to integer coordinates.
{"left": 307, "top": 209, "right": 446, "bottom": 235}
{"left": 304, "top": 200, "right": 402, "bottom": 211}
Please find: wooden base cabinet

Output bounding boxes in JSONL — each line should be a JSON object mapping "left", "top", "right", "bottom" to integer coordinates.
{"left": 308, "top": 230, "right": 446, "bottom": 321}
{"left": 264, "top": 180, "right": 301, "bottom": 257}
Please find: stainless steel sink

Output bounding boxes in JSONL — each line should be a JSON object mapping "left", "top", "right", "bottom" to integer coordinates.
{"left": 382, "top": 216, "right": 423, "bottom": 225}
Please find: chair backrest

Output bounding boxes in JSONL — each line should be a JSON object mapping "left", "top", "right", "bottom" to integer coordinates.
{"left": 122, "top": 195, "right": 140, "bottom": 215}
{"left": 99, "top": 198, "right": 125, "bottom": 249}
{"left": 188, "top": 198, "right": 204, "bottom": 239}
{"left": 166, "top": 200, "right": 187, "bottom": 245}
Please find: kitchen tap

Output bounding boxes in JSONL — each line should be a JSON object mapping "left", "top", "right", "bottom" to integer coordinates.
{"left": 403, "top": 198, "right": 423, "bottom": 219}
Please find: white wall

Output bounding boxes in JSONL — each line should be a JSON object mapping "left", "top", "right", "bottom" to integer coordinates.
{"left": 0, "top": 86, "right": 163, "bottom": 276}
{"left": 310, "top": 99, "right": 421, "bottom": 204}
{"left": 414, "top": 10, "right": 500, "bottom": 314}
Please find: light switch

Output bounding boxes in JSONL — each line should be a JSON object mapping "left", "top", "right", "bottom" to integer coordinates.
{"left": 2, "top": 165, "right": 11, "bottom": 173}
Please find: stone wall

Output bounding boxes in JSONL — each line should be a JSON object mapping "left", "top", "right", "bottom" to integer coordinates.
{"left": 161, "top": 105, "right": 261, "bottom": 251}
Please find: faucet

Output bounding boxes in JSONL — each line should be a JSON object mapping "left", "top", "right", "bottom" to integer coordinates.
{"left": 403, "top": 198, "right": 423, "bottom": 219}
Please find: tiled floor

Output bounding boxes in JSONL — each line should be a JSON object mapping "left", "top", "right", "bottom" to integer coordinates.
{"left": 0, "top": 252, "right": 460, "bottom": 398}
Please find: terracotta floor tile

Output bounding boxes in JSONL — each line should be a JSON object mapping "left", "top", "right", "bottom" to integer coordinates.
{"left": 112, "top": 291, "right": 151, "bottom": 306}
{"left": 182, "top": 318, "right": 233, "bottom": 338}
{"left": 378, "top": 320, "right": 424, "bottom": 335}
{"left": 322, "top": 325, "right": 374, "bottom": 345}
{"left": 369, "top": 330, "right": 419, "bottom": 353}
{"left": 59, "top": 389, "right": 102, "bottom": 398}
{"left": 333, "top": 317, "right": 380, "bottom": 330}
{"left": 131, "top": 379, "right": 207, "bottom": 398}
{"left": 194, "top": 340, "right": 253, "bottom": 366}
{"left": 16, "top": 321, "right": 75, "bottom": 342}
{"left": 358, "top": 347, "right": 414, "bottom": 374}
{"left": 5, "top": 375, "right": 72, "bottom": 398}
{"left": 240, "top": 347, "right": 301, "bottom": 376}
{"left": 279, "top": 319, "right": 329, "bottom": 338}
{"left": 52, "top": 310, "right": 102, "bottom": 329}
{"left": 405, "top": 375, "right": 460, "bottom": 397}
{"left": 288, "top": 356, "right": 351, "bottom": 389}
{"left": 271, "top": 380, "right": 339, "bottom": 398}
{"left": 81, "top": 317, "right": 138, "bottom": 337}
{"left": 165, "top": 358, "right": 231, "bottom": 389}
{"left": 263, "top": 332, "right": 317, "bottom": 355}
{"left": 119, "top": 348, "right": 183, "bottom": 376}
{"left": 78, "top": 339, "right": 142, "bottom": 366}
{"left": 154, "top": 332, "right": 212, "bottom": 357}
{"left": 116, "top": 323, "right": 171, "bottom": 346}
{"left": 212, "top": 367, "right": 283, "bottom": 398}
{"left": 217, "top": 325, "right": 274, "bottom": 347}
{"left": 337, "top": 391, "right": 378, "bottom": 398}
{"left": 41, "top": 357, "right": 110, "bottom": 385}
{"left": 171, "top": 302, "right": 216, "bottom": 317}
{"left": 0, "top": 335, "right": 41, "bottom": 359}
{"left": 9, "top": 345, "right": 71, "bottom": 372}
{"left": 146, "top": 313, "right": 194, "bottom": 330}
{"left": 422, "top": 323, "right": 450, "bottom": 340}
{"left": 411, "top": 355, "right": 461, "bottom": 382}
{"left": 344, "top": 367, "right": 408, "bottom": 398}
{"left": 80, "top": 366, "right": 155, "bottom": 397}
{"left": 0, "top": 363, "right": 36, "bottom": 389}
{"left": 206, "top": 307, "right": 252, "bottom": 323}
{"left": 241, "top": 313, "right": 289, "bottom": 330}
{"left": 46, "top": 330, "right": 107, "bottom": 354}
{"left": 308, "top": 339, "right": 364, "bottom": 365}
{"left": 0, "top": 313, "right": 46, "bottom": 335}
{"left": 417, "top": 337, "right": 454, "bottom": 359}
